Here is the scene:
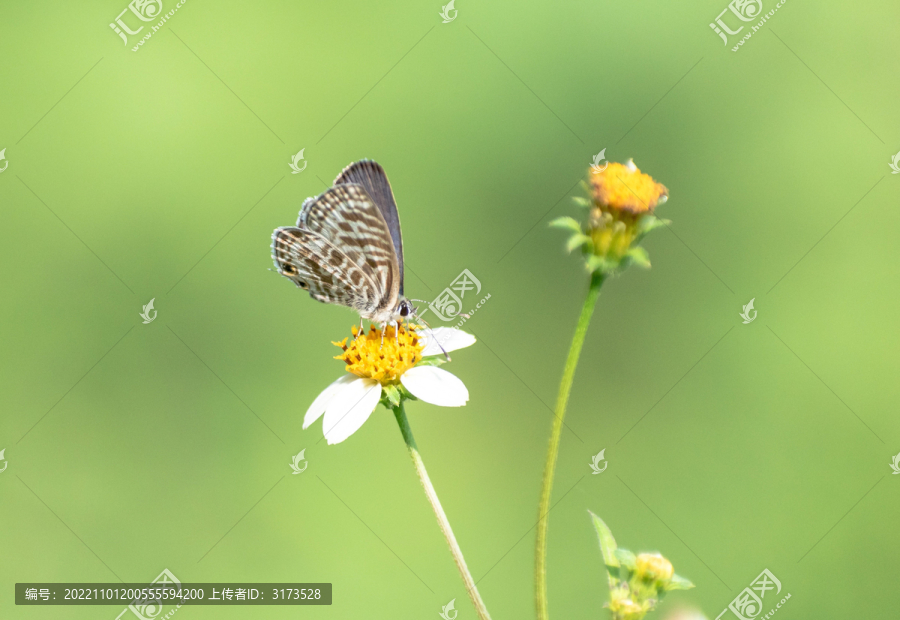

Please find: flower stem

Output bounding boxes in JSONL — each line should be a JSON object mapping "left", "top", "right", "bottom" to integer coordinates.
{"left": 535, "top": 271, "right": 605, "bottom": 620}
{"left": 393, "top": 402, "right": 493, "bottom": 620}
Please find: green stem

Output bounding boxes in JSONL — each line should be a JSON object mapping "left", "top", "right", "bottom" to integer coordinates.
{"left": 393, "top": 402, "right": 492, "bottom": 620}
{"left": 535, "top": 271, "right": 605, "bottom": 620}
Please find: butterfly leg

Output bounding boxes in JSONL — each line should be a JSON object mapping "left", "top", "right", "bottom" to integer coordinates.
{"left": 380, "top": 321, "right": 397, "bottom": 348}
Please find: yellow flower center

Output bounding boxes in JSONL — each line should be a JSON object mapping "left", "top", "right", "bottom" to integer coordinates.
{"left": 589, "top": 161, "right": 668, "bottom": 214}
{"left": 334, "top": 324, "right": 424, "bottom": 385}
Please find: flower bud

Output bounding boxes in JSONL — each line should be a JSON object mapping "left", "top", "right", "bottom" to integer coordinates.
{"left": 635, "top": 552, "right": 674, "bottom": 583}
{"left": 587, "top": 160, "right": 668, "bottom": 266}
{"left": 608, "top": 596, "right": 650, "bottom": 620}
{"left": 553, "top": 160, "right": 669, "bottom": 276}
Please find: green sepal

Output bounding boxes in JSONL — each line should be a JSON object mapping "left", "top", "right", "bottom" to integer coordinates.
{"left": 382, "top": 384, "right": 401, "bottom": 408}
{"left": 416, "top": 357, "right": 447, "bottom": 368}
{"left": 566, "top": 233, "right": 593, "bottom": 253}
{"left": 635, "top": 214, "right": 669, "bottom": 242}
{"left": 664, "top": 574, "right": 695, "bottom": 591}
{"left": 380, "top": 383, "right": 418, "bottom": 410}
{"left": 550, "top": 216, "right": 583, "bottom": 232}
{"left": 572, "top": 196, "right": 592, "bottom": 207}
{"left": 626, "top": 246, "right": 651, "bottom": 269}
{"left": 586, "top": 254, "right": 619, "bottom": 275}
{"left": 400, "top": 383, "right": 417, "bottom": 401}
{"left": 614, "top": 548, "right": 637, "bottom": 570}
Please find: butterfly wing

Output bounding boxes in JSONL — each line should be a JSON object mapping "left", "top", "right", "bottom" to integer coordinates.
{"left": 333, "top": 160, "right": 404, "bottom": 295}
{"left": 271, "top": 226, "right": 381, "bottom": 315}
{"left": 297, "top": 184, "right": 400, "bottom": 319}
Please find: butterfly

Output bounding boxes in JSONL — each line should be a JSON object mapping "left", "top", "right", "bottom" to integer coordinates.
{"left": 271, "top": 160, "right": 415, "bottom": 326}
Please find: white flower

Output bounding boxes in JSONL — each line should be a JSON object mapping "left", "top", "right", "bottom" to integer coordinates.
{"left": 304, "top": 325, "right": 475, "bottom": 444}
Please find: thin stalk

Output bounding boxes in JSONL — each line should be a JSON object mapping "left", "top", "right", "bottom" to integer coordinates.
{"left": 393, "top": 402, "right": 492, "bottom": 620}
{"left": 535, "top": 271, "right": 605, "bottom": 619}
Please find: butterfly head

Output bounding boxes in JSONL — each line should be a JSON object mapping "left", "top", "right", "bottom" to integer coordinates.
{"left": 394, "top": 298, "right": 416, "bottom": 323}
{"left": 398, "top": 298, "right": 453, "bottom": 361}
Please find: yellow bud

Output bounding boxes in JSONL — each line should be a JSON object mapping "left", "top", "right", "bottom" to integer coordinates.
{"left": 583, "top": 160, "right": 668, "bottom": 267}
{"left": 635, "top": 552, "right": 674, "bottom": 582}
{"left": 609, "top": 597, "right": 649, "bottom": 620}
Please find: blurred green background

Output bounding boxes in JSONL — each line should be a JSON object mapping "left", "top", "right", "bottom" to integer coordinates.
{"left": 1, "top": 0, "right": 899, "bottom": 618}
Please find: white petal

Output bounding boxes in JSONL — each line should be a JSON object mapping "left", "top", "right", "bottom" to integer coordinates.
{"left": 304, "top": 374, "right": 357, "bottom": 429}
{"left": 401, "top": 366, "right": 469, "bottom": 407}
{"left": 419, "top": 327, "right": 476, "bottom": 357}
{"left": 322, "top": 378, "right": 382, "bottom": 444}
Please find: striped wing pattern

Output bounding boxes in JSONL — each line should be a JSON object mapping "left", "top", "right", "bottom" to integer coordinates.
{"left": 299, "top": 185, "right": 398, "bottom": 306}
{"left": 271, "top": 227, "right": 381, "bottom": 312}
{"left": 332, "top": 160, "right": 404, "bottom": 294}
{"left": 272, "top": 179, "right": 401, "bottom": 322}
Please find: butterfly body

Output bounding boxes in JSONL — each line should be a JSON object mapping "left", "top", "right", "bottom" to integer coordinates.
{"left": 271, "top": 160, "right": 414, "bottom": 326}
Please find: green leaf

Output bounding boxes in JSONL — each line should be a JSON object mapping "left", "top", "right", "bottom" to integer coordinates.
{"left": 664, "top": 574, "right": 695, "bottom": 591}
{"left": 549, "top": 216, "right": 583, "bottom": 232}
{"left": 589, "top": 511, "right": 618, "bottom": 568}
{"left": 383, "top": 384, "right": 401, "bottom": 407}
{"left": 566, "top": 233, "right": 593, "bottom": 253}
{"left": 590, "top": 511, "right": 620, "bottom": 587}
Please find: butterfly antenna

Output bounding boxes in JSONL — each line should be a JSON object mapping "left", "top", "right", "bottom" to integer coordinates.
{"left": 412, "top": 312, "right": 450, "bottom": 362}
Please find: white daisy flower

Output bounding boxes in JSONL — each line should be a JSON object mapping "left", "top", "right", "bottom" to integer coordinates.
{"left": 303, "top": 325, "right": 475, "bottom": 444}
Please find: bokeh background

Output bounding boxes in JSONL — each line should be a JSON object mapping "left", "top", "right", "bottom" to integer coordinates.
{"left": 1, "top": 0, "right": 899, "bottom": 618}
